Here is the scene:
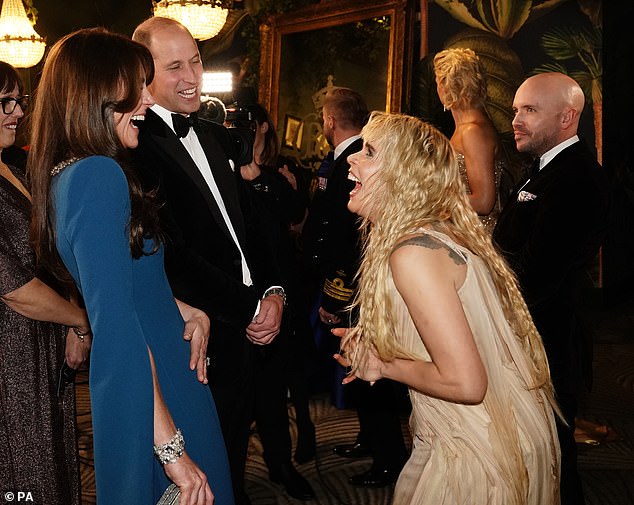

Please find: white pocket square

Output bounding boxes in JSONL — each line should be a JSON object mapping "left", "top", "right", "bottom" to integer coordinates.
{"left": 517, "top": 190, "right": 537, "bottom": 202}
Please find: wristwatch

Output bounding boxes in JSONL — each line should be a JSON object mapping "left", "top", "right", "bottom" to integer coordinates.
{"left": 263, "top": 286, "right": 286, "bottom": 306}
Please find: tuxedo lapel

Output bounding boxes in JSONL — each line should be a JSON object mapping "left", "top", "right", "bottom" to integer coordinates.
{"left": 196, "top": 123, "right": 247, "bottom": 247}
{"left": 143, "top": 110, "right": 237, "bottom": 245}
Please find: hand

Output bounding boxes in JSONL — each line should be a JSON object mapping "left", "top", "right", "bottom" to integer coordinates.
{"left": 176, "top": 299, "right": 210, "bottom": 384}
{"left": 319, "top": 306, "right": 341, "bottom": 326}
{"left": 65, "top": 327, "right": 91, "bottom": 369}
{"left": 246, "top": 294, "right": 283, "bottom": 345}
{"left": 163, "top": 452, "right": 214, "bottom": 505}
{"left": 278, "top": 164, "right": 297, "bottom": 190}
{"left": 332, "top": 327, "right": 384, "bottom": 385}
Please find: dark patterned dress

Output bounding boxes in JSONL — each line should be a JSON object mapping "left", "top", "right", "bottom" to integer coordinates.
{"left": 0, "top": 165, "right": 80, "bottom": 505}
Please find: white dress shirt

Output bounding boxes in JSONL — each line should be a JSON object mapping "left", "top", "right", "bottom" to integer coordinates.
{"left": 538, "top": 135, "right": 579, "bottom": 171}
{"left": 334, "top": 134, "right": 361, "bottom": 161}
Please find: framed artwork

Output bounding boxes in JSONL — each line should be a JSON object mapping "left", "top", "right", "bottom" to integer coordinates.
{"left": 282, "top": 114, "right": 304, "bottom": 149}
{"left": 258, "top": 0, "right": 419, "bottom": 166}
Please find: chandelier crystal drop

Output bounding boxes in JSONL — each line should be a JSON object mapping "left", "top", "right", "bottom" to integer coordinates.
{"left": 0, "top": 0, "right": 46, "bottom": 68}
{"left": 153, "top": 0, "right": 230, "bottom": 41}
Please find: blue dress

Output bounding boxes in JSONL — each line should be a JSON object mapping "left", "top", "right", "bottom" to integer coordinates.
{"left": 51, "top": 156, "right": 234, "bottom": 505}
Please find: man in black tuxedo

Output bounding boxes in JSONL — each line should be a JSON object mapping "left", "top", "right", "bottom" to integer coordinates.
{"left": 302, "top": 88, "right": 409, "bottom": 488}
{"left": 132, "top": 17, "right": 284, "bottom": 505}
{"left": 493, "top": 72, "right": 610, "bottom": 505}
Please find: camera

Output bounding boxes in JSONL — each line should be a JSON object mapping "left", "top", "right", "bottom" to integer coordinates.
{"left": 225, "top": 106, "right": 256, "bottom": 166}
{"left": 198, "top": 97, "right": 255, "bottom": 166}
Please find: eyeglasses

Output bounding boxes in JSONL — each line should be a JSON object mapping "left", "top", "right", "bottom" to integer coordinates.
{"left": 0, "top": 95, "right": 29, "bottom": 115}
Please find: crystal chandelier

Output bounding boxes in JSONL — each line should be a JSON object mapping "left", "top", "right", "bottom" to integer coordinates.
{"left": 0, "top": 0, "right": 46, "bottom": 68}
{"left": 153, "top": 0, "right": 232, "bottom": 41}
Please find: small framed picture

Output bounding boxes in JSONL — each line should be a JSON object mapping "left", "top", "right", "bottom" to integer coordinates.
{"left": 283, "top": 114, "right": 304, "bottom": 149}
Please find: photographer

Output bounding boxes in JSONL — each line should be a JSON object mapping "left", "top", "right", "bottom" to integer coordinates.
{"left": 233, "top": 102, "right": 316, "bottom": 500}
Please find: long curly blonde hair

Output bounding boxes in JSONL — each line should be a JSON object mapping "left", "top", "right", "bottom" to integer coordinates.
{"left": 347, "top": 112, "right": 555, "bottom": 401}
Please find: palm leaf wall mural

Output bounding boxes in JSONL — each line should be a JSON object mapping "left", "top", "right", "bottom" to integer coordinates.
{"left": 533, "top": 23, "right": 602, "bottom": 163}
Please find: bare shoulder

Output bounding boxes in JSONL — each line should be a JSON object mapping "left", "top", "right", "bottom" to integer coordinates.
{"left": 461, "top": 121, "right": 498, "bottom": 152}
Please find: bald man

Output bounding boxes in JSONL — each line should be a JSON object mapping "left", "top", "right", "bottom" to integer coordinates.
{"left": 493, "top": 73, "right": 610, "bottom": 505}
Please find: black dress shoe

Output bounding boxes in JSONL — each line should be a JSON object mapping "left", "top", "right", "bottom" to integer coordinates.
{"left": 332, "top": 441, "right": 371, "bottom": 458}
{"left": 270, "top": 462, "right": 316, "bottom": 501}
{"left": 349, "top": 468, "right": 399, "bottom": 488}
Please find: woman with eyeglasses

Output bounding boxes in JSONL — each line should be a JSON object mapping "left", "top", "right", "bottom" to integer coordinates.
{"left": 0, "top": 61, "right": 90, "bottom": 504}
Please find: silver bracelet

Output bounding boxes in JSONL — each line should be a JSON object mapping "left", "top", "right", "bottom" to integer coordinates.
{"left": 153, "top": 429, "right": 185, "bottom": 465}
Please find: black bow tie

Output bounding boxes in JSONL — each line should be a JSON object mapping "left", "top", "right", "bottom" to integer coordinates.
{"left": 172, "top": 112, "right": 199, "bottom": 138}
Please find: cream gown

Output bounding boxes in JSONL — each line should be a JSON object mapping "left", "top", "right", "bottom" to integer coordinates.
{"left": 391, "top": 229, "right": 560, "bottom": 505}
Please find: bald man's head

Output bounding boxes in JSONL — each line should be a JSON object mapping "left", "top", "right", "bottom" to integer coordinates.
{"left": 511, "top": 72, "right": 585, "bottom": 156}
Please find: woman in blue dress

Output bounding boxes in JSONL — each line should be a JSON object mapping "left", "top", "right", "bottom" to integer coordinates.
{"left": 28, "top": 28, "right": 234, "bottom": 505}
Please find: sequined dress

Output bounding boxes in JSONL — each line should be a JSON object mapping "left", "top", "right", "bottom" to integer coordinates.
{"left": 456, "top": 152, "right": 503, "bottom": 234}
{"left": 0, "top": 165, "right": 80, "bottom": 504}
{"left": 392, "top": 229, "right": 560, "bottom": 505}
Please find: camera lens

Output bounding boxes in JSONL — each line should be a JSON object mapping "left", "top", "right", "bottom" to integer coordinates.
{"left": 227, "top": 127, "right": 254, "bottom": 166}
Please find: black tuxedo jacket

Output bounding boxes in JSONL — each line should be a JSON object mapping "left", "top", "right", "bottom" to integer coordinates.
{"left": 132, "top": 109, "right": 281, "bottom": 332}
{"left": 302, "top": 138, "right": 363, "bottom": 315}
{"left": 493, "top": 140, "right": 610, "bottom": 393}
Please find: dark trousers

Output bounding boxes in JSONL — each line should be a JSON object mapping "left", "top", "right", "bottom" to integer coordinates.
{"left": 349, "top": 378, "right": 410, "bottom": 472}
{"left": 254, "top": 309, "right": 316, "bottom": 471}
{"left": 208, "top": 339, "right": 256, "bottom": 505}
{"left": 557, "top": 391, "right": 586, "bottom": 505}
{"left": 307, "top": 291, "right": 350, "bottom": 407}
{"left": 253, "top": 336, "right": 293, "bottom": 472}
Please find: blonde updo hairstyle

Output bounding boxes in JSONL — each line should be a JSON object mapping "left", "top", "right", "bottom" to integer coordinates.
{"left": 433, "top": 47, "right": 488, "bottom": 110}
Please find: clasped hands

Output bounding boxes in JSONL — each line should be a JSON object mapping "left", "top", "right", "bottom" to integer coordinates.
{"left": 332, "top": 327, "right": 385, "bottom": 385}
{"left": 246, "top": 294, "right": 284, "bottom": 345}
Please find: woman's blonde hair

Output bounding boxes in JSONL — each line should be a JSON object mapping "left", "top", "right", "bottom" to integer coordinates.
{"left": 348, "top": 111, "right": 555, "bottom": 400}
{"left": 433, "top": 47, "right": 488, "bottom": 110}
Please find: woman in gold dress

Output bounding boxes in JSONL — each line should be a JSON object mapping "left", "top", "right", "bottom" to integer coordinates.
{"left": 434, "top": 47, "right": 504, "bottom": 233}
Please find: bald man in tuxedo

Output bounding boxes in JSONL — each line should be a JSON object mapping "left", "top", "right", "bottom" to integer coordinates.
{"left": 493, "top": 73, "right": 610, "bottom": 505}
